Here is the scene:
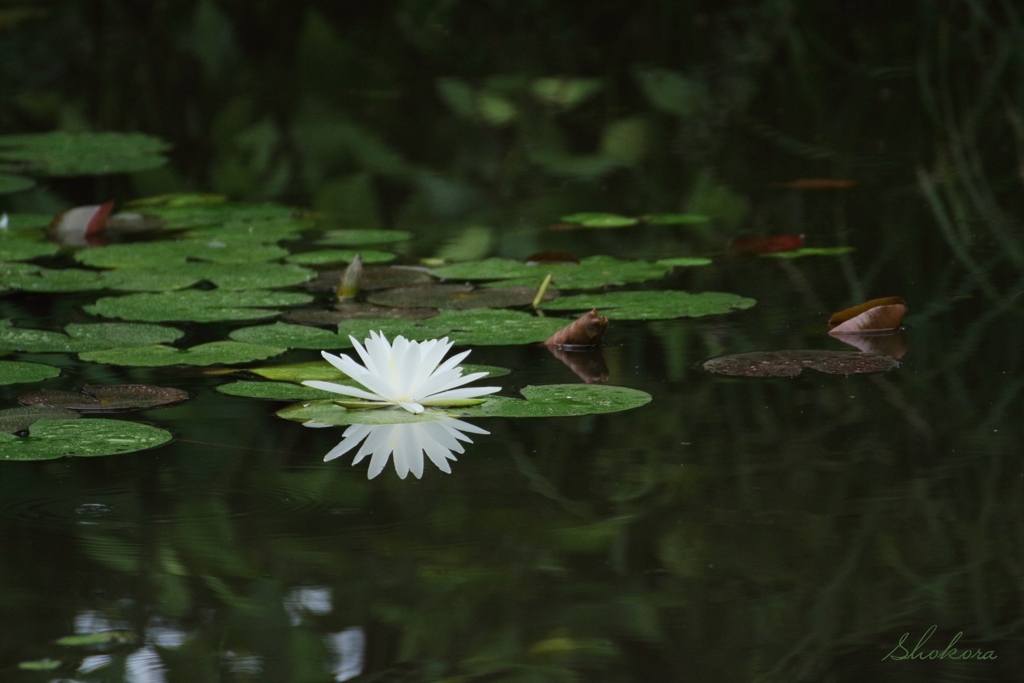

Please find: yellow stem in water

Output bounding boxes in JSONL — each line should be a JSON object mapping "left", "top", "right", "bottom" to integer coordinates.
{"left": 531, "top": 272, "right": 553, "bottom": 309}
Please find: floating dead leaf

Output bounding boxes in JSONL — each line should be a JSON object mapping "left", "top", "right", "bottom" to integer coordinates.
{"left": 367, "top": 284, "right": 555, "bottom": 310}
{"left": 773, "top": 179, "right": 857, "bottom": 190}
{"left": 703, "top": 350, "right": 899, "bottom": 377}
{"left": 18, "top": 384, "right": 189, "bottom": 412}
{"left": 830, "top": 331, "right": 907, "bottom": 359}
{"left": 730, "top": 235, "right": 804, "bottom": 254}
{"left": 526, "top": 250, "right": 580, "bottom": 265}
{"left": 0, "top": 406, "right": 80, "bottom": 433}
{"left": 48, "top": 201, "right": 114, "bottom": 246}
{"left": 545, "top": 309, "right": 608, "bottom": 347}
{"left": 828, "top": 297, "right": 907, "bottom": 333}
{"left": 283, "top": 304, "right": 438, "bottom": 325}
{"left": 306, "top": 266, "right": 434, "bottom": 292}
{"left": 547, "top": 345, "right": 608, "bottom": 384}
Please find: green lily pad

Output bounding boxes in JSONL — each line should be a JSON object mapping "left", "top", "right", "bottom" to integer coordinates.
{"left": 366, "top": 284, "right": 555, "bottom": 309}
{"left": 543, "top": 290, "right": 756, "bottom": 320}
{"left": 0, "top": 173, "right": 35, "bottom": 194}
{"left": 0, "top": 131, "right": 169, "bottom": 176}
{"left": 0, "top": 213, "right": 52, "bottom": 231}
{"left": 0, "top": 418, "right": 172, "bottom": 460}
{"left": 233, "top": 309, "right": 567, "bottom": 348}
{"left": 285, "top": 249, "right": 395, "bottom": 266}
{"left": 641, "top": 213, "right": 711, "bottom": 225}
{"left": 655, "top": 257, "right": 713, "bottom": 268}
{"left": 759, "top": 247, "right": 856, "bottom": 259}
{"left": 84, "top": 290, "right": 313, "bottom": 322}
{"left": 247, "top": 360, "right": 509, "bottom": 383}
{"left": 561, "top": 212, "right": 639, "bottom": 228}
{"left": 0, "top": 321, "right": 182, "bottom": 353}
{"left": 137, "top": 201, "right": 296, "bottom": 228}
{"left": 0, "top": 237, "right": 59, "bottom": 261}
{"left": 317, "top": 229, "right": 411, "bottom": 246}
{"left": 277, "top": 383, "right": 651, "bottom": 425}
{"left": 79, "top": 341, "right": 287, "bottom": 367}
{"left": 56, "top": 631, "right": 137, "bottom": 646}
{"left": 0, "top": 406, "right": 80, "bottom": 433}
{"left": 216, "top": 380, "right": 340, "bottom": 400}
{"left": 74, "top": 239, "right": 289, "bottom": 268}
{"left": 17, "top": 659, "right": 61, "bottom": 671}
{"left": 432, "top": 256, "right": 670, "bottom": 290}
{"left": 18, "top": 384, "right": 189, "bottom": 411}
{"left": 282, "top": 304, "right": 437, "bottom": 325}
{"left": 306, "top": 265, "right": 434, "bottom": 292}
{"left": 0, "top": 360, "right": 60, "bottom": 384}
{"left": 184, "top": 217, "right": 316, "bottom": 242}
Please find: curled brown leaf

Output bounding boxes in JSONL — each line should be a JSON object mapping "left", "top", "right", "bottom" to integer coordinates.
{"left": 544, "top": 309, "right": 608, "bottom": 347}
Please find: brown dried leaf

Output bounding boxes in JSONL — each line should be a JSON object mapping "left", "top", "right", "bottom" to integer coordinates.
{"left": 703, "top": 350, "right": 899, "bottom": 377}
{"left": 544, "top": 309, "right": 608, "bottom": 347}
{"left": 18, "top": 384, "right": 189, "bottom": 412}
{"left": 828, "top": 297, "right": 907, "bottom": 333}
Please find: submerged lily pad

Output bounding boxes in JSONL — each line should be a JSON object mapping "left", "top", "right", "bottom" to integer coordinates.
{"left": 0, "top": 418, "right": 172, "bottom": 460}
{"left": 0, "top": 360, "right": 60, "bottom": 385}
{"left": 561, "top": 213, "right": 639, "bottom": 228}
{"left": 317, "top": 229, "right": 411, "bottom": 246}
{"left": 18, "top": 384, "right": 189, "bottom": 412}
{"left": 0, "top": 131, "right": 169, "bottom": 176}
{"left": 74, "top": 239, "right": 289, "bottom": 268}
{"left": 366, "top": 283, "right": 555, "bottom": 309}
{"left": 0, "top": 406, "right": 80, "bottom": 433}
{"left": 544, "top": 290, "right": 756, "bottom": 320}
{"left": 277, "top": 383, "right": 652, "bottom": 425}
{"left": 285, "top": 249, "right": 395, "bottom": 266}
{"left": 79, "top": 341, "right": 287, "bottom": 367}
{"left": 232, "top": 309, "right": 567, "bottom": 348}
{"left": 84, "top": 290, "right": 313, "bottom": 322}
{"left": 702, "top": 350, "right": 900, "bottom": 377}
{"left": 0, "top": 321, "right": 182, "bottom": 353}
{"left": 432, "top": 256, "right": 670, "bottom": 290}
{"left": 760, "top": 247, "right": 855, "bottom": 259}
{"left": 642, "top": 213, "right": 711, "bottom": 225}
{"left": 216, "top": 380, "right": 340, "bottom": 400}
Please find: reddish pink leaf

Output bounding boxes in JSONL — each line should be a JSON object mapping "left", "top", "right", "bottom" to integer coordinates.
{"left": 730, "top": 235, "right": 803, "bottom": 254}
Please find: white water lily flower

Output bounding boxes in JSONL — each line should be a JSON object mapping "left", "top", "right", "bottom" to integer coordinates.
{"left": 324, "top": 418, "right": 489, "bottom": 479}
{"left": 302, "top": 331, "right": 500, "bottom": 414}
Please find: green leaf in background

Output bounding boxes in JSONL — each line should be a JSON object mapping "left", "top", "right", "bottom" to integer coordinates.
{"left": 0, "top": 131, "right": 170, "bottom": 176}
{"left": 276, "top": 383, "right": 651, "bottom": 425}
{"left": 431, "top": 256, "right": 670, "bottom": 290}
{"left": 84, "top": 289, "right": 312, "bottom": 322}
{"left": 759, "top": 247, "right": 856, "bottom": 259}
{"left": 530, "top": 77, "right": 603, "bottom": 109}
{"left": 634, "top": 68, "right": 707, "bottom": 117}
{"left": 0, "top": 321, "right": 182, "bottom": 353}
{"left": 74, "top": 239, "right": 289, "bottom": 268}
{"left": 285, "top": 249, "right": 395, "bottom": 265}
{"left": 79, "top": 341, "right": 287, "bottom": 367}
{"left": 0, "top": 213, "right": 52, "bottom": 230}
{"left": 183, "top": 217, "right": 316, "bottom": 242}
{"left": 642, "top": 213, "right": 712, "bottom": 225}
{"left": 0, "top": 406, "right": 79, "bottom": 433}
{"left": 133, "top": 200, "right": 297, "bottom": 228}
{"left": 656, "top": 257, "right": 713, "bottom": 268}
{"left": 56, "top": 631, "right": 136, "bottom": 646}
{"left": 216, "top": 380, "right": 339, "bottom": 400}
{"left": 17, "top": 659, "right": 61, "bottom": 671}
{"left": 561, "top": 212, "right": 639, "bottom": 228}
{"left": 0, "top": 237, "right": 60, "bottom": 261}
{"left": 543, "top": 290, "right": 756, "bottom": 320}
{"left": 316, "top": 229, "right": 411, "bottom": 246}
{"left": 0, "top": 360, "right": 60, "bottom": 385}
{"left": 0, "top": 418, "right": 172, "bottom": 460}
{"left": 0, "top": 173, "right": 35, "bottom": 194}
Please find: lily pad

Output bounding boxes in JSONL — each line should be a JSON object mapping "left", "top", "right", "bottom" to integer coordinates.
{"left": 432, "top": 256, "right": 670, "bottom": 290}
{"left": 702, "top": 350, "right": 900, "bottom": 377}
{"left": 18, "top": 384, "right": 189, "bottom": 412}
{"left": 0, "top": 173, "right": 35, "bottom": 194}
{"left": 0, "top": 360, "right": 60, "bottom": 385}
{"left": 79, "top": 341, "right": 287, "bottom": 367}
{"left": 655, "top": 257, "right": 713, "bottom": 268}
{"left": 0, "top": 321, "right": 182, "bottom": 353}
{"left": 184, "top": 217, "right": 315, "bottom": 242}
{"left": 230, "top": 322, "right": 351, "bottom": 349}
{"left": 282, "top": 304, "right": 437, "bottom": 325}
{"left": 0, "top": 131, "right": 169, "bottom": 176}
{"left": 0, "top": 406, "right": 80, "bottom": 433}
{"left": 761, "top": 247, "right": 855, "bottom": 259}
{"left": 285, "top": 249, "right": 395, "bottom": 266}
{"left": 317, "top": 229, "right": 411, "bottom": 246}
{"left": 277, "top": 383, "right": 652, "bottom": 426}
{"left": 74, "top": 239, "right": 289, "bottom": 268}
{"left": 137, "top": 201, "right": 296, "bottom": 228}
{"left": 84, "top": 290, "right": 313, "bottom": 322}
{"left": 366, "top": 284, "right": 555, "bottom": 309}
{"left": 543, "top": 290, "right": 756, "bottom": 320}
{"left": 305, "top": 266, "right": 434, "bottom": 292}
{"left": 0, "top": 237, "right": 60, "bottom": 261}
{"left": 0, "top": 418, "right": 172, "bottom": 460}
{"left": 561, "top": 213, "right": 639, "bottom": 228}
{"left": 216, "top": 380, "right": 340, "bottom": 400}
{"left": 642, "top": 213, "right": 711, "bottom": 225}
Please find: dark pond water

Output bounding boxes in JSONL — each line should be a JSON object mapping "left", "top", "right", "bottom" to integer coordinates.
{"left": 3, "top": 2, "right": 1024, "bottom": 682}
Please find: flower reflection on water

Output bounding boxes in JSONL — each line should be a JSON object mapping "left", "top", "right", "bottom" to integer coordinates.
{"left": 311, "top": 417, "right": 489, "bottom": 479}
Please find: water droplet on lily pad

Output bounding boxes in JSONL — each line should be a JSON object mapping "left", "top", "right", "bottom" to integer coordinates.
{"left": 0, "top": 418, "right": 172, "bottom": 460}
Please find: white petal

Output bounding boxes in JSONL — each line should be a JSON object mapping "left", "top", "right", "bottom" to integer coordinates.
{"left": 421, "top": 385, "right": 501, "bottom": 403}
{"left": 302, "top": 380, "right": 387, "bottom": 402}
{"left": 397, "top": 401, "right": 424, "bottom": 414}
{"left": 323, "top": 427, "right": 370, "bottom": 462}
